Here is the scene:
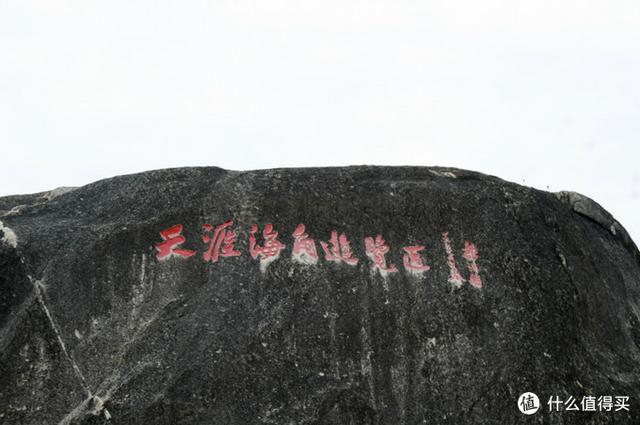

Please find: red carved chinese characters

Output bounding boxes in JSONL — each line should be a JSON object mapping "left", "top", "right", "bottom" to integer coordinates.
{"left": 442, "top": 231, "right": 464, "bottom": 287}
{"left": 320, "top": 230, "right": 358, "bottom": 265}
{"left": 364, "top": 235, "right": 398, "bottom": 275}
{"left": 463, "top": 241, "right": 482, "bottom": 288}
{"left": 249, "top": 223, "right": 286, "bottom": 271}
{"left": 441, "top": 232, "right": 482, "bottom": 289}
{"left": 292, "top": 224, "right": 318, "bottom": 265}
{"left": 402, "top": 245, "right": 431, "bottom": 273}
{"left": 154, "top": 221, "right": 484, "bottom": 290}
{"left": 155, "top": 224, "right": 196, "bottom": 260}
{"left": 202, "top": 220, "right": 241, "bottom": 263}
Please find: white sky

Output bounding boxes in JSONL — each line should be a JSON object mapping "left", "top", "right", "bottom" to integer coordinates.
{"left": 1, "top": 1, "right": 639, "bottom": 242}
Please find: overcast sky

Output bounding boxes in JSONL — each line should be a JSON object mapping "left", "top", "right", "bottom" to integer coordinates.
{"left": 1, "top": 1, "right": 639, "bottom": 242}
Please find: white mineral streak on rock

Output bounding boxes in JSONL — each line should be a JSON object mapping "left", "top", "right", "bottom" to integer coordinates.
{"left": 45, "top": 186, "right": 77, "bottom": 200}
{"left": 429, "top": 170, "right": 457, "bottom": 179}
{"left": 260, "top": 253, "right": 280, "bottom": 273}
{"left": 3, "top": 205, "right": 25, "bottom": 217}
{"left": 0, "top": 220, "right": 18, "bottom": 248}
{"left": 292, "top": 250, "right": 318, "bottom": 265}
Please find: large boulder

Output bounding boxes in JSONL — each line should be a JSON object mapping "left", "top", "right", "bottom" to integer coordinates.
{"left": 0, "top": 166, "right": 638, "bottom": 424}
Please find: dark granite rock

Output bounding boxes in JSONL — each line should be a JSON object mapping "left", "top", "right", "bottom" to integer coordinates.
{"left": 1, "top": 166, "right": 639, "bottom": 424}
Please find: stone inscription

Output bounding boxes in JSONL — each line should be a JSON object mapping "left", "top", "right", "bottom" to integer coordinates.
{"left": 154, "top": 221, "right": 482, "bottom": 289}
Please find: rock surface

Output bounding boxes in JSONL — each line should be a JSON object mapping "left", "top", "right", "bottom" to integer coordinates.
{"left": 0, "top": 166, "right": 639, "bottom": 424}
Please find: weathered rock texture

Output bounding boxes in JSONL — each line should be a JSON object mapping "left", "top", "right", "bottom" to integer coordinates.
{"left": 1, "top": 166, "right": 639, "bottom": 424}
